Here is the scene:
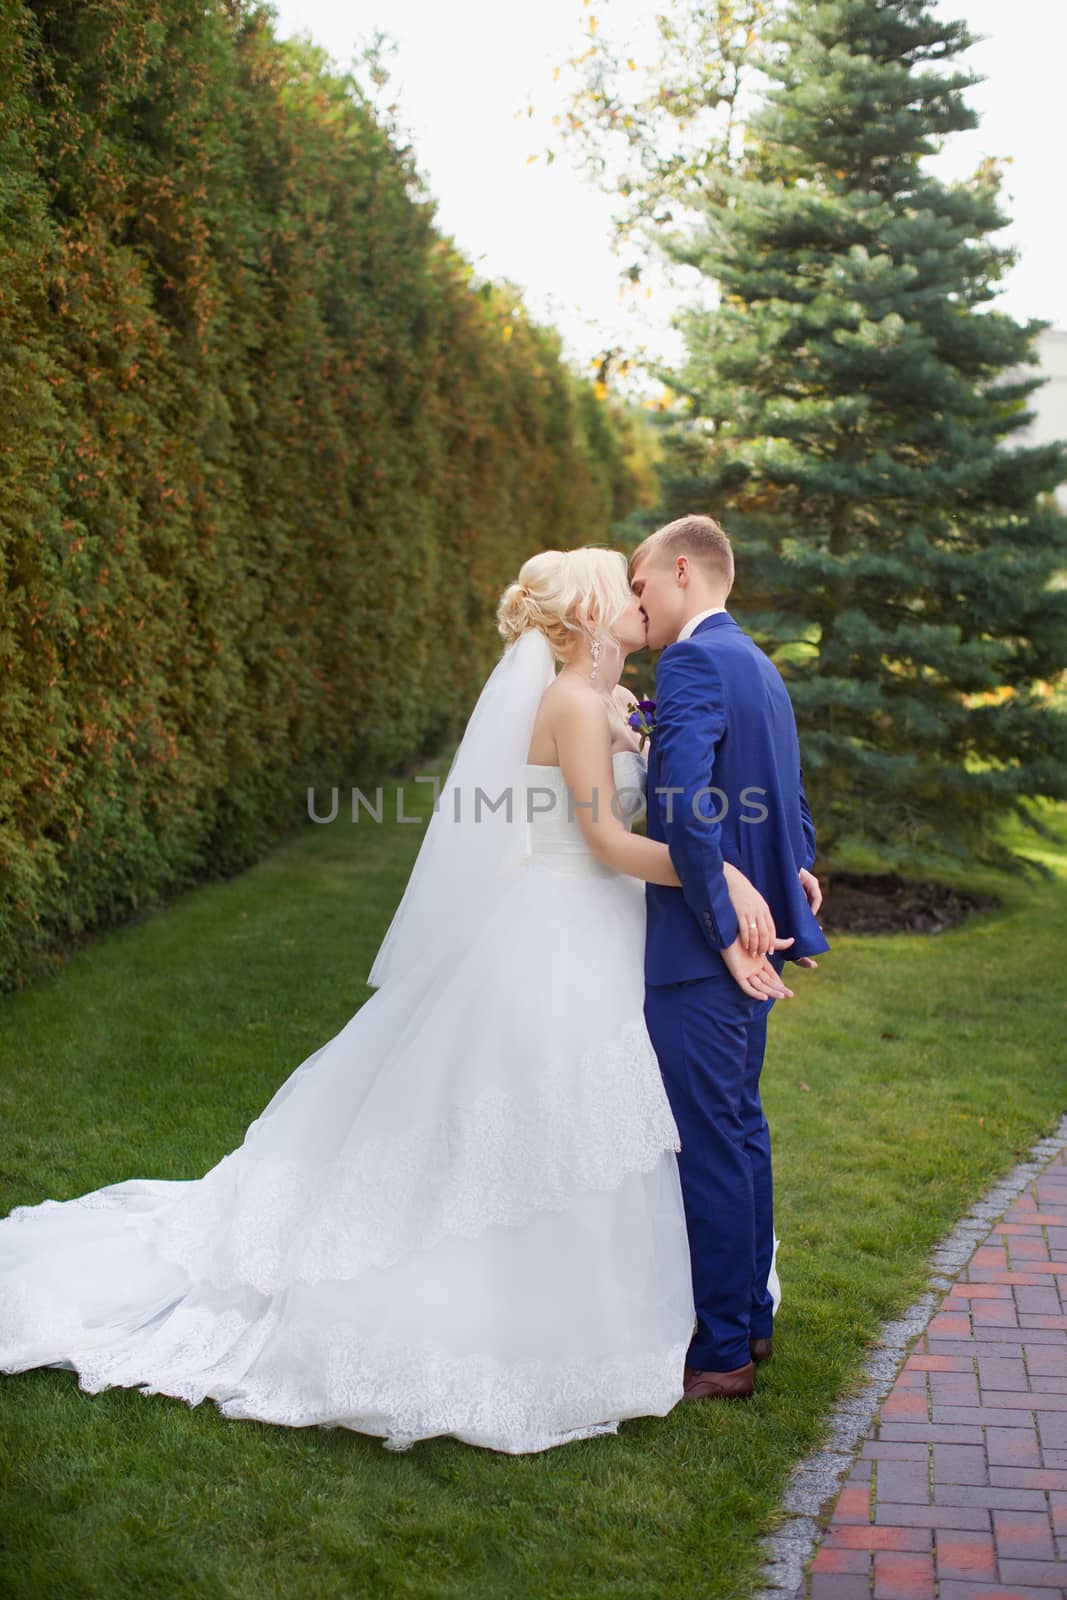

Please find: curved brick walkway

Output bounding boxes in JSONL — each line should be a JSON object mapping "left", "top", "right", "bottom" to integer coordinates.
{"left": 795, "top": 1143, "right": 1067, "bottom": 1600}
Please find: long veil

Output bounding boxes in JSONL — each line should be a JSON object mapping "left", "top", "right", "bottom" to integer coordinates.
{"left": 366, "top": 627, "right": 558, "bottom": 990}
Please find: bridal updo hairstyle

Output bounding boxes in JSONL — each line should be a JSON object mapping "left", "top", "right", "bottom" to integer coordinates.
{"left": 496, "top": 547, "right": 633, "bottom": 661}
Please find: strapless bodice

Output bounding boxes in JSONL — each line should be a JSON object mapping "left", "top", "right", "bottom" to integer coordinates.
{"left": 522, "top": 748, "right": 647, "bottom": 874}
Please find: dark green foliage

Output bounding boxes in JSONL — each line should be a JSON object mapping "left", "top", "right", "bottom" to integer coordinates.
{"left": 650, "top": 0, "right": 1067, "bottom": 872}
{"left": 0, "top": 0, "right": 651, "bottom": 993}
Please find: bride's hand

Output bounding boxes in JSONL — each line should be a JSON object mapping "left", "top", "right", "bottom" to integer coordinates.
{"left": 723, "top": 863, "right": 788, "bottom": 958}
{"left": 612, "top": 684, "right": 639, "bottom": 719}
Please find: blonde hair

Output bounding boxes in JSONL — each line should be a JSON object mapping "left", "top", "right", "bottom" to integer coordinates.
{"left": 630, "top": 514, "right": 734, "bottom": 592}
{"left": 496, "top": 547, "right": 633, "bottom": 660}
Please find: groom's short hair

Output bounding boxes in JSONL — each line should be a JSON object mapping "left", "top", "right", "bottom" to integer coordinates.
{"left": 630, "top": 514, "right": 734, "bottom": 593}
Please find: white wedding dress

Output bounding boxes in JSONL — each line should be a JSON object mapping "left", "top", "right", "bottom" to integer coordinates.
{"left": 0, "top": 746, "right": 707, "bottom": 1454}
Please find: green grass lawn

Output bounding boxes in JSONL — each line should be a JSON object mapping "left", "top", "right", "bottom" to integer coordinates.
{"left": 1, "top": 777, "right": 1064, "bottom": 1600}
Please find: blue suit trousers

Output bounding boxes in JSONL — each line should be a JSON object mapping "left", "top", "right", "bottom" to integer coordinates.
{"left": 644, "top": 954, "right": 782, "bottom": 1372}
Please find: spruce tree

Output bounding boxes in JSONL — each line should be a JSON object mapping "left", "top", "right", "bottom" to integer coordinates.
{"left": 655, "top": 0, "right": 1067, "bottom": 872}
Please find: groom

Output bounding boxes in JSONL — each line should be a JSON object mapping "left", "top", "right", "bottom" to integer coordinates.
{"left": 629, "top": 515, "right": 829, "bottom": 1401}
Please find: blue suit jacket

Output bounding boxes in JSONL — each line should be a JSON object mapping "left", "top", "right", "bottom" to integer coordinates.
{"left": 644, "top": 611, "right": 830, "bottom": 985}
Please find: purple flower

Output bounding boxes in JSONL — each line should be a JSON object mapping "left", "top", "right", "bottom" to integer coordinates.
{"left": 627, "top": 697, "right": 656, "bottom": 750}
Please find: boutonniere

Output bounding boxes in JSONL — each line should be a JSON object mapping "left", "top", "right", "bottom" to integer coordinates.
{"left": 627, "top": 698, "right": 656, "bottom": 751}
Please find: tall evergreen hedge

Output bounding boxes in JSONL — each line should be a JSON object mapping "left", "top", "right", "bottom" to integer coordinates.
{"left": 0, "top": 0, "right": 652, "bottom": 992}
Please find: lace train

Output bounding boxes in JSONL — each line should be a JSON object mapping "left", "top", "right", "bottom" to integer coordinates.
{"left": 1, "top": 1155, "right": 696, "bottom": 1454}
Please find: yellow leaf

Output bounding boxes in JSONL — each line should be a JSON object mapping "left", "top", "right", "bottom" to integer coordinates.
{"left": 627, "top": 56, "right": 637, "bottom": 70}
{"left": 527, "top": 153, "right": 538, "bottom": 164}
{"left": 502, "top": 323, "right": 514, "bottom": 341}
{"left": 589, "top": 15, "right": 598, "bottom": 32}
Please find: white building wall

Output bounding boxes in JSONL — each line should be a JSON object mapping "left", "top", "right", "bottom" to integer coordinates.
{"left": 1003, "top": 327, "right": 1067, "bottom": 506}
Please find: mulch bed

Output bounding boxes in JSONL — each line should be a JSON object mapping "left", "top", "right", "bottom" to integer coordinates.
{"left": 817, "top": 871, "right": 1001, "bottom": 935}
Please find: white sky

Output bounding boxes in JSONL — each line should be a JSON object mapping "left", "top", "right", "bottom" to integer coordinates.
{"left": 269, "top": 0, "right": 1064, "bottom": 382}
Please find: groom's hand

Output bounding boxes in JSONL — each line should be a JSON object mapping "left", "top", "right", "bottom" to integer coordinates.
{"left": 721, "top": 937, "right": 795, "bottom": 1001}
{"left": 799, "top": 867, "right": 822, "bottom": 915}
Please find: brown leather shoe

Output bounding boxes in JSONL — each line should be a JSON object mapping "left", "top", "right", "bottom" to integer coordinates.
{"left": 682, "top": 1360, "right": 755, "bottom": 1401}
{"left": 750, "top": 1337, "right": 773, "bottom": 1364}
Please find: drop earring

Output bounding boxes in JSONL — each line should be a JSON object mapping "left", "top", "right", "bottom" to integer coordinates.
{"left": 589, "top": 635, "right": 602, "bottom": 683}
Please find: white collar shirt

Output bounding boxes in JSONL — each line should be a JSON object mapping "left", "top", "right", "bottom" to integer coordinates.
{"left": 675, "top": 606, "right": 727, "bottom": 643}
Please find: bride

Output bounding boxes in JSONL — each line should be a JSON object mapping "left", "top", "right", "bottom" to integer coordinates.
{"left": 0, "top": 546, "right": 779, "bottom": 1454}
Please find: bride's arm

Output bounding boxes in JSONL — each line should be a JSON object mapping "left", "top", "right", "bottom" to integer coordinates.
{"left": 553, "top": 689, "right": 681, "bottom": 887}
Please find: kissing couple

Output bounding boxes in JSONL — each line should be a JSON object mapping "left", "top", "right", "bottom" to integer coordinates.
{"left": 0, "top": 514, "right": 829, "bottom": 1452}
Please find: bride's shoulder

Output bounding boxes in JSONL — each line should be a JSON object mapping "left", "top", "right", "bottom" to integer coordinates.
{"left": 533, "top": 673, "right": 610, "bottom": 759}
{"left": 542, "top": 671, "right": 605, "bottom": 715}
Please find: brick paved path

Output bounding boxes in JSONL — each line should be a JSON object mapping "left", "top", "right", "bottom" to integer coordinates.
{"left": 796, "top": 1145, "right": 1067, "bottom": 1599}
